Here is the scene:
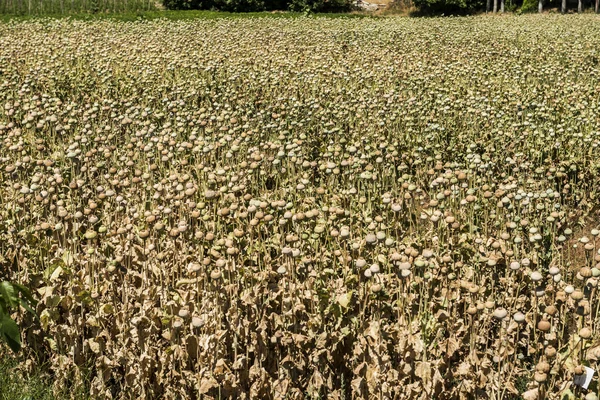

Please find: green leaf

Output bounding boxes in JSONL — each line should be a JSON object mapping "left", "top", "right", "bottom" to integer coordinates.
{"left": 11, "top": 282, "right": 36, "bottom": 307}
{"left": 0, "top": 281, "right": 17, "bottom": 308}
{"left": 46, "top": 295, "right": 61, "bottom": 308}
{"left": 18, "top": 298, "right": 37, "bottom": 318}
{"left": 0, "top": 314, "right": 21, "bottom": 353}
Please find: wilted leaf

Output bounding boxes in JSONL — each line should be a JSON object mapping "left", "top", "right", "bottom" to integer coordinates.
{"left": 88, "top": 338, "right": 101, "bottom": 354}
{"left": 351, "top": 376, "right": 366, "bottom": 397}
{"left": 50, "top": 266, "right": 63, "bottom": 282}
{"left": 337, "top": 291, "right": 353, "bottom": 308}
{"left": 415, "top": 361, "right": 431, "bottom": 383}
{"left": 198, "top": 377, "right": 218, "bottom": 394}
{"left": 62, "top": 251, "right": 74, "bottom": 266}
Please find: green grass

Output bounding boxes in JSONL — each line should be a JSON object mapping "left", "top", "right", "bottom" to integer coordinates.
{"left": 0, "top": 9, "right": 376, "bottom": 22}
{"left": 0, "top": 353, "right": 90, "bottom": 400}
{"left": 0, "top": 356, "right": 55, "bottom": 400}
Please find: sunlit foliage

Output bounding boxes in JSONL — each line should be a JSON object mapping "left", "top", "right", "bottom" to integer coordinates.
{"left": 1, "top": 15, "right": 600, "bottom": 399}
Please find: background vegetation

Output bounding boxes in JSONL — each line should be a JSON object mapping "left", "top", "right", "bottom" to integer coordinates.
{"left": 0, "top": 0, "right": 156, "bottom": 16}
{"left": 0, "top": 0, "right": 598, "bottom": 17}
{"left": 0, "top": 0, "right": 356, "bottom": 15}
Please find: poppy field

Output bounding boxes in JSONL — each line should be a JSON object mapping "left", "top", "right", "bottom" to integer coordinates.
{"left": 1, "top": 14, "right": 600, "bottom": 399}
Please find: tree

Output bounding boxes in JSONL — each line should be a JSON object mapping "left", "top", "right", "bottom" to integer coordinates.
{"left": 538, "top": 0, "right": 542, "bottom": 12}
{"left": 561, "top": 0, "right": 566, "bottom": 13}
{"left": 521, "top": 0, "right": 537, "bottom": 12}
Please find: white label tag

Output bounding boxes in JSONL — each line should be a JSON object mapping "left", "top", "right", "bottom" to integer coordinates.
{"left": 573, "top": 366, "right": 595, "bottom": 390}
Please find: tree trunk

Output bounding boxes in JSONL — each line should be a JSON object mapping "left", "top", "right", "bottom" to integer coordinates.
{"left": 500, "top": 0, "right": 504, "bottom": 12}
{"left": 538, "top": 0, "right": 543, "bottom": 12}
{"left": 493, "top": 0, "right": 498, "bottom": 12}
{"left": 487, "top": 0, "right": 491, "bottom": 12}
{"left": 596, "top": 0, "right": 599, "bottom": 13}
{"left": 578, "top": 0, "right": 582, "bottom": 12}
{"left": 561, "top": 0, "right": 566, "bottom": 13}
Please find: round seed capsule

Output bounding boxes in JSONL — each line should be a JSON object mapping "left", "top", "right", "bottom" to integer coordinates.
{"left": 173, "top": 319, "right": 183, "bottom": 329}
{"left": 191, "top": 316, "right": 203, "bottom": 328}
{"left": 580, "top": 267, "right": 592, "bottom": 278}
{"left": 534, "top": 372, "right": 547, "bottom": 383}
{"left": 579, "top": 327, "right": 592, "bottom": 339}
{"left": 585, "top": 243, "right": 595, "bottom": 251}
{"left": 544, "top": 345, "right": 557, "bottom": 358}
{"left": 571, "top": 290, "right": 584, "bottom": 301}
{"left": 536, "top": 361, "right": 550, "bottom": 373}
{"left": 565, "top": 285, "right": 575, "bottom": 294}
{"left": 513, "top": 312, "right": 526, "bottom": 322}
{"left": 365, "top": 234, "right": 377, "bottom": 244}
{"left": 398, "top": 261, "right": 411, "bottom": 270}
{"left": 544, "top": 305, "right": 558, "bottom": 316}
{"left": 370, "top": 284, "right": 382, "bottom": 293}
{"left": 530, "top": 271, "right": 543, "bottom": 282}
{"left": 585, "top": 393, "right": 598, "bottom": 400}
{"left": 537, "top": 320, "right": 551, "bottom": 332}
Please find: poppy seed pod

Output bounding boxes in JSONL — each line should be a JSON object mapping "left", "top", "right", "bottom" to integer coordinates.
{"left": 537, "top": 320, "right": 551, "bottom": 332}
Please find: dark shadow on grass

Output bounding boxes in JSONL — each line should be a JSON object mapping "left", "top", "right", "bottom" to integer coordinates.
{"left": 408, "top": 7, "right": 487, "bottom": 16}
